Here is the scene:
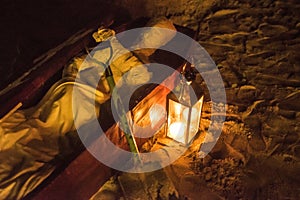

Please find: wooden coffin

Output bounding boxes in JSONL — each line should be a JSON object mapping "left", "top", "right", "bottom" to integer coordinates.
{"left": 1, "top": 17, "right": 195, "bottom": 199}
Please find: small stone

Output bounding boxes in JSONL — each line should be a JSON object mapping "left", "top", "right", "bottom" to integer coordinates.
{"left": 208, "top": 20, "right": 238, "bottom": 34}
{"left": 219, "top": 68, "right": 240, "bottom": 86}
{"left": 243, "top": 115, "right": 262, "bottom": 130}
{"left": 118, "top": 168, "right": 179, "bottom": 200}
{"left": 211, "top": 9, "right": 240, "bottom": 19}
{"left": 226, "top": 88, "right": 239, "bottom": 106}
{"left": 231, "top": 32, "right": 249, "bottom": 44}
{"left": 278, "top": 91, "right": 300, "bottom": 111}
{"left": 278, "top": 109, "right": 296, "bottom": 119}
{"left": 263, "top": 115, "right": 294, "bottom": 136}
{"left": 247, "top": 133, "right": 252, "bottom": 140}
{"left": 243, "top": 51, "right": 275, "bottom": 65}
{"left": 285, "top": 133, "right": 299, "bottom": 145}
{"left": 259, "top": 86, "right": 276, "bottom": 100}
{"left": 237, "top": 16, "right": 259, "bottom": 32}
{"left": 242, "top": 55, "right": 262, "bottom": 65}
{"left": 242, "top": 100, "right": 266, "bottom": 120}
{"left": 211, "top": 164, "right": 218, "bottom": 170}
{"left": 248, "top": 132, "right": 266, "bottom": 151}
{"left": 229, "top": 135, "right": 248, "bottom": 157}
{"left": 279, "top": 29, "right": 299, "bottom": 40}
{"left": 231, "top": 83, "right": 238, "bottom": 88}
{"left": 250, "top": 51, "right": 275, "bottom": 59}
{"left": 205, "top": 171, "right": 213, "bottom": 181}
{"left": 246, "top": 37, "right": 285, "bottom": 53}
{"left": 250, "top": 74, "right": 300, "bottom": 87}
{"left": 258, "top": 23, "right": 289, "bottom": 37}
{"left": 218, "top": 168, "right": 225, "bottom": 177}
{"left": 237, "top": 85, "right": 257, "bottom": 102}
{"left": 200, "top": 42, "right": 235, "bottom": 52}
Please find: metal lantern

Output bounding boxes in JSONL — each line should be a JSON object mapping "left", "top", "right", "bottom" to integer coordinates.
{"left": 165, "top": 63, "right": 204, "bottom": 145}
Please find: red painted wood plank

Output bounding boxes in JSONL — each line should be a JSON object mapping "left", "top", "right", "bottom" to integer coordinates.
{"left": 17, "top": 20, "right": 195, "bottom": 199}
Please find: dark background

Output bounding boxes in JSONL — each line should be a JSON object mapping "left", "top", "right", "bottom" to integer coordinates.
{"left": 1, "top": 0, "right": 129, "bottom": 90}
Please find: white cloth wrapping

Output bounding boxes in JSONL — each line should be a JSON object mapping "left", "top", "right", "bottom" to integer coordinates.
{"left": 0, "top": 17, "right": 176, "bottom": 199}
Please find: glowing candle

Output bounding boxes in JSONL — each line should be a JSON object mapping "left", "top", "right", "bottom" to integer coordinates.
{"left": 168, "top": 122, "right": 185, "bottom": 143}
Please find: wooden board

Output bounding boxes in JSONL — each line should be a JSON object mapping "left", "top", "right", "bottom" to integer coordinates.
{"left": 19, "top": 19, "right": 195, "bottom": 199}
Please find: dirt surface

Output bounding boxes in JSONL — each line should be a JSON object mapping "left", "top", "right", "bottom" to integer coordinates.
{"left": 88, "top": 0, "right": 300, "bottom": 197}
{"left": 94, "top": 100, "right": 299, "bottom": 199}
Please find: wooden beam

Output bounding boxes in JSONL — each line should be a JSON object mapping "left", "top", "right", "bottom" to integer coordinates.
{"left": 22, "top": 21, "right": 195, "bottom": 199}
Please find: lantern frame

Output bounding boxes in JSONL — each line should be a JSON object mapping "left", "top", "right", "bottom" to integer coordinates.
{"left": 165, "top": 75, "right": 204, "bottom": 145}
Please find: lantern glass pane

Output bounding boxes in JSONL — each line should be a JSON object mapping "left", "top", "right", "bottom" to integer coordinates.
{"left": 167, "top": 99, "right": 188, "bottom": 143}
{"left": 186, "top": 96, "right": 204, "bottom": 143}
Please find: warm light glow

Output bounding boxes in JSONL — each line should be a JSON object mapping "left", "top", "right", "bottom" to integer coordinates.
{"left": 183, "top": 107, "right": 199, "bottom": 123}
{"left": 183, "top": 107, "right": 200, "bottom": 136}
{"left": 173, "top": 102, "right": 182, "bottom": 117}
{"left": 168, "top": 122, "right": 185, "bottom": 143}
{"left": 166, "top": 89, "right": 204, "bottom": 145}
{"left": 149, "top": 104, "right": 166, "bottom": 129}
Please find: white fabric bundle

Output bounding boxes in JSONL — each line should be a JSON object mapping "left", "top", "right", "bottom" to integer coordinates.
{"left": 0, "top": 17, "right": 177, "bottom": 199}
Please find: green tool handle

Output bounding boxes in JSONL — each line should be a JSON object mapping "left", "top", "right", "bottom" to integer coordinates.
{"left": 105, "top": 69, "right": 116, "bottom": 90}
{"left": 110, "top": 91, "right": 139, "bottom": 154}
{"left": 103, "top": 45, "right": 140, "bottom": 157}
{"left": 87, "top": 39, "right": 140, "bottom": 161}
